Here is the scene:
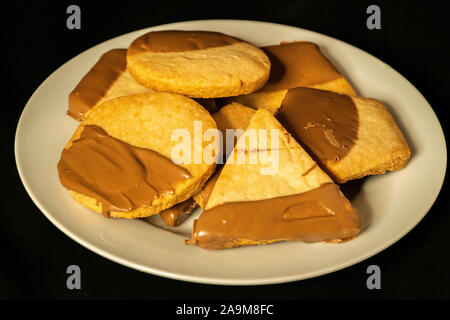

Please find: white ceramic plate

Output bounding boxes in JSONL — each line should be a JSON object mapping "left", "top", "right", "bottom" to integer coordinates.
{"left": 15, "top": 20, "right": 447, "bottom": 285}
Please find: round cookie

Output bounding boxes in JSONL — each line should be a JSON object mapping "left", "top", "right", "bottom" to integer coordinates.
{"left": 126, "top": 30, "right": 271, "bottom": 98}
{"left": 58, "top": 92, "right": 218, "bottom": 219}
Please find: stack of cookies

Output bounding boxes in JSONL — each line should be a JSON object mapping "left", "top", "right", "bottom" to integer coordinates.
{"left": 57, "top": 30, "right": 410, "bottom": 250}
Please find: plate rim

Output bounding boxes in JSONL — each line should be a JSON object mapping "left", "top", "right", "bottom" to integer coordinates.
{"left": 14, "top": 19, "right": 448, "bottom": 285}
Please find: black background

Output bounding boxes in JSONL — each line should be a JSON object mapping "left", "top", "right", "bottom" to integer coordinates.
{"left": 1, "top": 0, "right": 449, "bottom": 300}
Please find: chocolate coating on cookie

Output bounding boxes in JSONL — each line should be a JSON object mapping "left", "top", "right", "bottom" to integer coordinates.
{"left": 276, "top": 87, "right": 359, "bottom": 164}
{"left": 260, "top": 42, "right": 342, "bottom": 92}
{"left": 69, "top": 49, "right": 128, "bottom": 120}
{"left": 58, "top": 125, "right": 191, "bottom": 217}
{"left": 188, "top": 183, "right": 360, "bottom": 249}
{"left": 158, "top": 198, "right": 197, "bottom": 226}
{"left": 128, "top": 30, "right": 242, "bottom": 54}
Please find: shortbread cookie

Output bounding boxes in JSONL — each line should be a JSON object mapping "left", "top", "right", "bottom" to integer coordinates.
{"left": 228, "top": 41, "right": 356, "bottom": 113}
{"left": 193, "top": 103, "right": 256, "bottom": 209}
{"left": 127, "top": 30, "right": 271, "bottom": 98}
{"left": 276, "top": 87, "right": 411, "bottom": 183}
{"left": 58, "top": 92, "right": 218, "bottom": 219}
{"left": 212, "top": 102, "right": 256, "bottom": 136}
{"left": 212, "top": 102, "right": 256, "bottom": 163}
{"left": 68, "top": 49, "right": 153, "bottom": 120}
{"left": 192, "top": 169, "right": 221, "bottom": 210}
{"left": 68, "top": 49, "right": 218, "bottom": 120}
{"left": 187, "top": 108, "right": 360, "bottom": 249}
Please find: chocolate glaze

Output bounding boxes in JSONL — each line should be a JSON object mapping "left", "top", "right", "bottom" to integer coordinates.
{"left": 128, "top": 30, "right": 241, "bottom": 54}
{"left": 276, "top": 87, "right": 359, "bottom": 164}
{"left": 68, "top": 49, "right": 127, "bottom": 120}
{"left": 187, "top": 183, "right": 360, "bottom": 249}
{"left": 57, "top": 125, "right": 191, "bottom": 217}
{"left": 260, "top": 41, "right": 342, "bottom": 92}
{"left": 159, "top": 198, "right": 197, "bottom": 227}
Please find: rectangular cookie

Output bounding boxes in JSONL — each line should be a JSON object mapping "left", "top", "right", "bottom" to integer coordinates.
{"left": 227, "top": 41, "right": 356, "bottom": 114}
{"left": 276, "top": 87, "right": 411, "bottom": 183}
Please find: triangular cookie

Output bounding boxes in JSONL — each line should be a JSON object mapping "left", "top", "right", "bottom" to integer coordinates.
{"left": 193, "top": 102, "right": 256, "bottom": 209}
{"left": 187, "top": 108, "right": 360, "bottom": 249}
